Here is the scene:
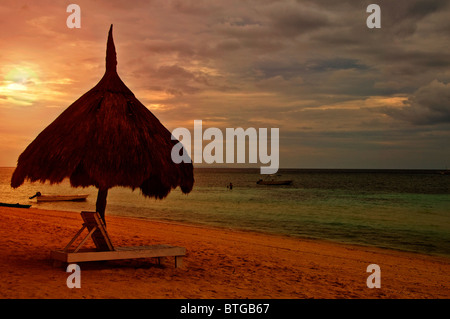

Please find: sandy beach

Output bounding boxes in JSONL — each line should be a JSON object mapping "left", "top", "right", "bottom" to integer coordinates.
{"left": 0, "top": 206, "right": 448, "bottom": 299}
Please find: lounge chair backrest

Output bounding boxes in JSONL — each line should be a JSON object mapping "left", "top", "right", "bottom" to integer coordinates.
{"left": 80, "top": 211, "right": 114, "bottom": 251}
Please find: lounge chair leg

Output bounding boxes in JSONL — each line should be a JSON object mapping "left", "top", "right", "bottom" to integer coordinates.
{"left": 175, "top": 256, "right": 183, "bottom": 268}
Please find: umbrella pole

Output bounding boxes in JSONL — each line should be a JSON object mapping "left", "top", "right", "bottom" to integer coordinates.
{"left": 96, "top": 188, "right": 108, "bottom": 226}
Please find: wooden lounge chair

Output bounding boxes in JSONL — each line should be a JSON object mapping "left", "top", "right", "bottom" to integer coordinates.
{"left": 51, "top": 211, "right": 185, "bottom": 268}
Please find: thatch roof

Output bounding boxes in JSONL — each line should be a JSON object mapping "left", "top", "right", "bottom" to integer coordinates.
{"left": 11, "top": 25, "right": 194, "bottom": 200}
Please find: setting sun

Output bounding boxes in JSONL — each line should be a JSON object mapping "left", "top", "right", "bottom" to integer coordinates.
{"left": 0, "top": 65, "right": 39, "bottom": 106}
{"left": 5, "top": 65, "right": 37, "bottom": 84}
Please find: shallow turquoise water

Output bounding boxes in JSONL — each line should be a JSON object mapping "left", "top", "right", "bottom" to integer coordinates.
{"left": 1, "top": 167, "right": 449, "bottom": 257}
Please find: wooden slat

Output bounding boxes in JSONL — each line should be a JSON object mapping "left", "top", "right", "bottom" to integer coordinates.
{"left": 63, "top": 225, "right": 87, "bottom": 252}
{"left": 73, "top": 226, "right": 97, "bottom": 253}
{"left": 51, "top": 245, "right": 186, "bottom": 265}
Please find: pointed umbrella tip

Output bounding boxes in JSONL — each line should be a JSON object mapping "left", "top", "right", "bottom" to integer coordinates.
{"left": 106, "top": 24, "right": 117, "bottom": 72}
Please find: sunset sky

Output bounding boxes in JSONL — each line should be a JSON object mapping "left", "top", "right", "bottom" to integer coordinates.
{"left": 1, "top": 0, "right": 449, "bottom": 169}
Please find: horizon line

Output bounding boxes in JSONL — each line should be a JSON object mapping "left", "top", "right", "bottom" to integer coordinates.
{"left": 0, "top": 166, "right": 447, "bottom": 171}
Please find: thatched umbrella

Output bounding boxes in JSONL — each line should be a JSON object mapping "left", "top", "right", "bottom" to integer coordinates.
{"left": 11, "top": 25, "right": 194, "bottom": 225}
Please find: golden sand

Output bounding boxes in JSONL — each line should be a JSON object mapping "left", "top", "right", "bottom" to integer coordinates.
{"left": 0, "top": 207, "right": 448, "bottom": 299}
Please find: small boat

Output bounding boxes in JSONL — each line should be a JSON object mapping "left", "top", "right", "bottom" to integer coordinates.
{"left": 257, "top": 180, "right": 293, "bottom": 185}
{"left": 257, "top": 175, "right": 293, "bottom": 186}
{"left": 29, "top": 192, "right": 88, "bottom": 202}
{"left": 0, "top": 202, "right": 32, "bottom": 208}
{"left": 36, "top": 195, "right": 88, "bottom": 202}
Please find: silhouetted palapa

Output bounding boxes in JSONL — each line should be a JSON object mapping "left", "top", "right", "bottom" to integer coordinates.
{"left": 11, "top": 25, "right": 194, "bottom": 224}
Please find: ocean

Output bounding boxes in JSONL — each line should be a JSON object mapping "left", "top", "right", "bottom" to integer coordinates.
{"left": 1, "top": 167, "right": 449, "bottom": 257}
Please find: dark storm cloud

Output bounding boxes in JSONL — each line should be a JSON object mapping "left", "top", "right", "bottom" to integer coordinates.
{"left": 170, "top": 0, "right": 221, "bottom": 15}
{"left": 310, "top": 0, "right": 450, "bottom": 57}
{"left": 383, "top": 80, "right": 450, "bottom": 125}
{"left": 253, "top": 58, "right": 368, "bottom": 80}
{"left": 81, "top": 0, "right": 450, "bottom": 130}
{"left": 265, "top": 2, "right": 331, "bottom": 36}
{"left": 121, "top": 0, "right": 450, "bottom": 106}
{"left": 305, "top": 58, "right": 369, "bottom": 72}
{"left": 370, "top": 0, "right": 449, "bottom": 36}
{"left": 142, "top": 40, "right": 197, "bottom": 58}
{"left": 137, "top": 64, "right": 216, "bottom": 96}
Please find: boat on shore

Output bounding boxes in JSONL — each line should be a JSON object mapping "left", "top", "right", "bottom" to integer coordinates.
{"left": 0, "top": 202, "right": 32, "bottom": 208}
{"left": 29, "top": 192, "right": 88, "bottom": 202}
{"left": 257, "top": 175, "right": 293, "bottom": 186}
{"left": 36, "top": 195, "right": 88, "bottom": 202}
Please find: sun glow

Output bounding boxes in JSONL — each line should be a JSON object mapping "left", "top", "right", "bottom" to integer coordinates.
{"left": 5, "top": 66, "right": 37, "bottom": 84}
{"left": 0, "top": 65, "right": 40, "bottom": 106}
{"left": 5, "top": 82, "right": 27, "bottom": 91}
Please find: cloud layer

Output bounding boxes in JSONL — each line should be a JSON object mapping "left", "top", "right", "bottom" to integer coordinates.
{"left": 383, "top": 80, "right": 450, "bottom": 125}
{"left": 1, "top": 0, "right": 449, "bottom": 168}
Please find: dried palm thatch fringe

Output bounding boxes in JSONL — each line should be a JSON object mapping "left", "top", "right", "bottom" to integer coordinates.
{"left": 11, "top": 25, "right": 194, "bottom": 224}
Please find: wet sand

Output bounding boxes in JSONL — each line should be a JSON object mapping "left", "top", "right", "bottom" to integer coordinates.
{"left": 0, "top": 207, "right": 448, "bottom": 298}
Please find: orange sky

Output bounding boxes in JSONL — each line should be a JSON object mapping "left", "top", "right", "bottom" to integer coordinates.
{"left": 1, "top": 0, "right": 449, "bottom": 168}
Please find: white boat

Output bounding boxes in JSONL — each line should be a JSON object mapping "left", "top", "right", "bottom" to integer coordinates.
{"left": 36, "top": 195, "right": 88, "bottom": 202}
{"left": 30, "top": 192, "right": 88, "bottom": 202}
